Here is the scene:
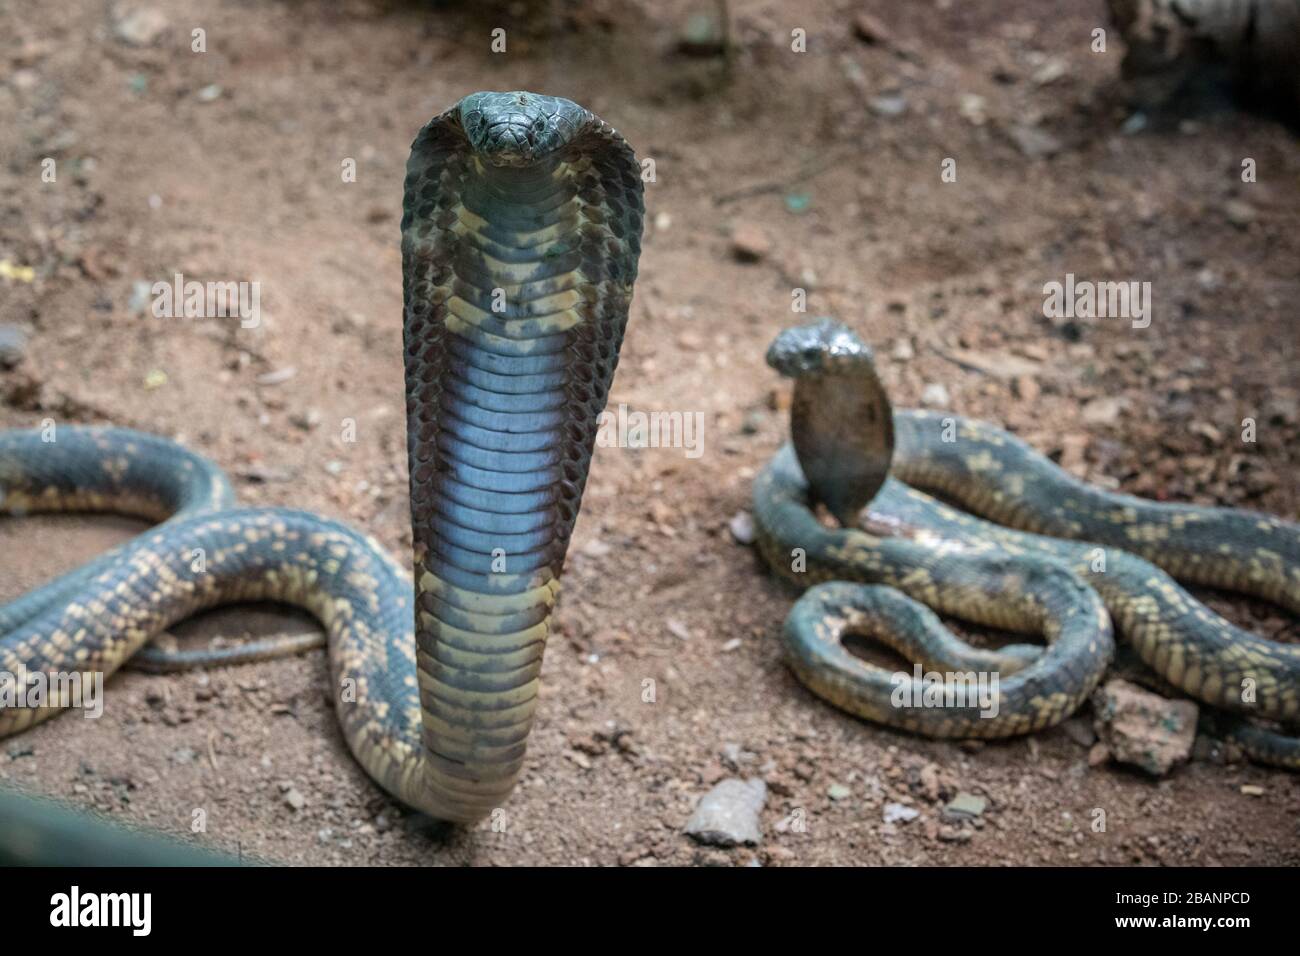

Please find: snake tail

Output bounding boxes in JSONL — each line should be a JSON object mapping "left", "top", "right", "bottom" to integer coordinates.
{"left": 0, "top": 428, "right": 234, "bottom": 637}
{"left": 400, "top": 92, "right": 644, "bottom": 821}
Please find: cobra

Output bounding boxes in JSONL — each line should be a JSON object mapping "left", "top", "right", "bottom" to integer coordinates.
{"left": 754, "top": 319, "right": 1300, "bottom": 768}
{"left": 0, "top": 91, "right": 645, "bottom": 823}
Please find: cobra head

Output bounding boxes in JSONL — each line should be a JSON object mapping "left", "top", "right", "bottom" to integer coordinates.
{"left": 457, "top": 91, "right": 591, "bottom": 168}
{"left": 767, "top": 319, "right": 895, "bottom": 526}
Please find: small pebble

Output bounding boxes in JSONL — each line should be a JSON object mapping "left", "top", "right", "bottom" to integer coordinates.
{"left": 1121, "top": 112, "right": 1148, "bottom": 135}
{"left": 113, "top": 7, "right": 169, "bottom": 46}
{"left": 944, "top": 792, "right": 987, "bottom": 819}
{"left": 921, "top": 383, "right": 950, "bottom": 408}
{"left": 127, "top": 280, "right": 154, "bottom": 315}
{"left": 1088, "top": 742, "right": 1110, "bottom": 767}
{"left": 1222, "top": 199, "right": 1256, "bottom": 229}
{"left": 868, "top": 91, "right": 907, "bottom": 117}
{"left": 883, "top": 802, "right": 919, "bottom": 824}
{"left": 666, "top": 619, "right": 691, "bottom": 641}
{"left": 0, "top": 324, "right": 28, "bottom": 368}
{"left": 1008, "top": 123, "right": 1063, "bottom": 159}
{"left": 730, "top": 222, "right": 771, "bottom": 262}
{"left": 728, "top": 511, "right": 755, "bottom": 545}
{"left": 256, "top": 366, "right": 297, "bottom": 386}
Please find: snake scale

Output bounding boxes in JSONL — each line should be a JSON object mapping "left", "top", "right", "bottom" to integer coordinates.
{"left": 755, "top": 320, "right": 1300, "bottom": 768}
{"left": 0, "top": 91, "right": 644, "bottom": 824}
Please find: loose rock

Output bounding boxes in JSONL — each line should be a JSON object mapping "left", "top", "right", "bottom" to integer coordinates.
{"left": 883, "top": 802, "right": 919, "bottom": 824}
{"left": 1222, "top": 199, "right": 1256, "bottom": 229}
{"left": 943, "top": 791, "right": 987, "bottom": 820}
{"left": 1008, "top": 124, "right": 1063, "bottom": 159}
{"left": 1031, "top": 58, "right": 1069, "bottom": 86}
{"left": 728, "top": 510, "right": 755, "bottom": 545}
{"left": 1082, "top": 396, "right": 1125, "bottom": 426}
{"left": 678, "top": 11, "right": 725, "bottom": 56}
{"left": 257, "top": 366, "right": 297, "bottom": 386}
{"left": 1091, "top": 679, "right": 1197, "bottom": 776}
{"left": 684, "top": 778, "right": 766, "bottom": 847}
{"left": 1088, "top": 742, "right": 1110, "bottom": 767}
{"left": 0, "top": 325, "right": 27, "bottom": 368}
{"left": 730, "top": 222, "right": 771, "bottom": 262}
{"left": 580, "top": 538, "right": 612, "bottom": 558}
{"left": 869, "top": 91, "right": 907, "bottom": 117}
{"left": 113, "top": 7, "right": 169, "bottom": 46}
{"left": 959, "top": 93, "right": 988, "bottom": 126}
{"left": 127, "top": 280, "right": 154, "bottom": 315}
{"left": 921, "top": 383, "right": 950, "bottom": 408}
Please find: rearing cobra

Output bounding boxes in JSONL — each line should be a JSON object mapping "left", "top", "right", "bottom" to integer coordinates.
{"left": 0, "top": 91, "right": 645, "bottom": 823}
{"left": 755, "top": 319, "right": 1300, "bottom": 768}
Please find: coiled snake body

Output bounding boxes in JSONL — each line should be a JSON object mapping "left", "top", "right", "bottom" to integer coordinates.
{"left": 755, "top": 321, "right": 1300, "bottom": 768}
{"left": 0, "top": 91, "right": 644, "bottom": 823}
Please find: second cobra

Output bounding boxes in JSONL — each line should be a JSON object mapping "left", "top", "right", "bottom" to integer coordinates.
{"left": 754, "top": 320, "right": 1300, "bottom": 768}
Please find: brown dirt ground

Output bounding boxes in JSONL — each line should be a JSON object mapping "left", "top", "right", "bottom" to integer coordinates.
{"left": 2, "top": 0, "right": 1298, "bottom": 866}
